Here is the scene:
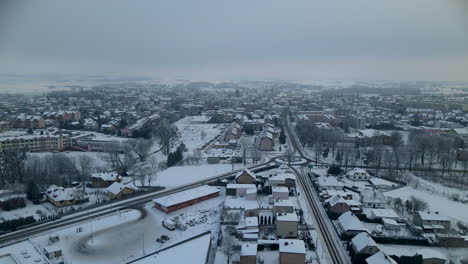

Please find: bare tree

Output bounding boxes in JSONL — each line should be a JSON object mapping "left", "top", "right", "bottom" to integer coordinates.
{"left": 153, "top": 118, "right": 179, "bottom": 155}
{"left": 193, "top": 149, "right": 202, "bottom": 164}
{"left": 220, "top": 231, "right": 239, "bottom": 264}
{"left": 251, "top": 147, "right": 262, "bottom": 164}
{"left": 77, "top": 155, "right": 94, "bottom": 181}
{"left": 129, "top": 138, "right": 152, "bottom": 162}
{"left": 200, "top": 130, "right": 207, "bottom": 141}
{"left": 107, "top": 144, "right": 135, "bottom": 176}
{"left": 238, "top": 137, "right": 251, "bottom": 165}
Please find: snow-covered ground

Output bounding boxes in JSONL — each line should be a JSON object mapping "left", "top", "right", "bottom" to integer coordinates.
{"left": 0, "top": 200, "right": 54, "bottom": 222}
{"left": 175, "top": 116, "right": 225, "bottom": 153}
{"left": 132, "top": 232, "right": 211, "bottom": 263}
{"left": 384, "top": 185, "right": 468, "bottom": 225}
{"left": 21, "top": 188, "right": 224, "bottom": 264}
{"left": 141, "top": 164, "right": 243, "bottom": 188}
{"left": 378, "top": 243, "right": 468, "bottom": 263}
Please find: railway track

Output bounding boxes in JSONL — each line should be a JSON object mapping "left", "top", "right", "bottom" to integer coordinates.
{"left": 283, "top": 113, "right": 350, "bottom": 264}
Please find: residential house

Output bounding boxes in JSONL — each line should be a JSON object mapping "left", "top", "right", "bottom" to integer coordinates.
{"left": 240, "top": 243, "right": 257, "bottom": 264}
{"left": 361, "top": 189, "right": 386, "bottom": 209}
{"left": 338, "top": 212, "right": 368, "bottom": 237}
{"left": 235, "top": 169, "right": 257, "bottom": 184}
{"left": 413, "top": 211, "right": 451, "bottom": 233}
{"left": 347, "top": 168, "right": 370, "bottom": 181}
{"left": 366, "top": 252, "right": 398, "bottom": 264}
{"left": 276, "top": 212, "right": 298, "bottom": 238}
{"left": 279, "top": 239, "right": 306, "bottom": 264}
{"left": 272, "top": 186, "right": 289, "bottom": 200}
{"left": 91, "top": 172, "right": 120, "bottom": 188}
{"left": 106, "top": 182, "right": 137, "bottom": 199}
{"left": 351, "top": 232, "right": 380, "bottom": 256}
{"left": 45, "top": 185, "right": 86, "bottom": 207}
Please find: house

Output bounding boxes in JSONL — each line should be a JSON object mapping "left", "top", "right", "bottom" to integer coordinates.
{"left": 276, "top": 212, "right": 298, "bottom": 238}
{"left": 153, "top": 185, "right": 219, "bottom": 213}
{"left": 0, "top": 190, "right": 26, "bottom": 210}
{"left": 351, "top": 232, "right": 380, "bottom": 255}
{"left": 269, "top": 173, "right": 296, "bottom": 188}
{"left": 245, "top": 188, "right": 257, "bottom": 200}
{"left": 319, "top": 189, "right": 354, "bottom": 201}
{"left": 91, "top": 172, "right": 120, "bottom": 188}
{"left": 370, "top": 209, "right": 400, "bottom": 221}
{"left": 279, "top": 239, "right": 306, "bottom": 264}
{"left": 337, "top": 212, "right": 368, "bottom": 237}
{"left": 106, "top": 182, "right": 137, "bottom": 199}
{"left": 382, "top": 218, "right": 401, "bottom": 230}
{"left": 326, "top": 195, "right": 351, "bottom": 215}
{"left": 317, "top": 176, "right": 344, "bottom": 190}
{"left": 413, "top": 211, "right": 451, "bottom": 233}
{"left": 361, "top": 189, "right": 386, "bottom": 209}
{"left": 257, "top": 132, "right": 273, "bottom": 151}
{"left": 366, "top": 251, "right": 398, "bottom": 264}
{"left": 245, "top": 216, "right": 259, "bottom": 230}
{"left": 226, "top": 184, "right": 257, "bottom": 196}
{"left": 43, "top": 245, "right": 62, "bottom": 259}
{"left": 274, "top": 199, "right": 294, "bottom": 215}
{"left": 45, "top": 185, "right": 86, "bottom": 207}
{"left": 240, "top": 243, "right": 257, "bottom": 264}
{"left": 272, "top": 186, "right": 289, "bottom": 200}
{"left": 347, "top": 168, "right": 370, "bottom": 181}
{"left": 235, "top": 169, "right": 257, "bottom": 184}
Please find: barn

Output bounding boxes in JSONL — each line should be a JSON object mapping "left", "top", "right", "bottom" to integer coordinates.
{"left": 153, "top": 185, "right": 220, "bottom": 213}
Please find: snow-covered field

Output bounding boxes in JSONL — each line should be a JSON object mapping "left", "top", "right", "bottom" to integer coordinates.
{"left": 143, "top": 164, "right": 243, "bottom": 188}
{"left": 384, "top": 185, "right": 468, "bottom": 225}
{"left": 378, "top": 243, "right": 468, "bottom": 263}
{"left": 175, "top": 116, "right": 225, "bottom": 153}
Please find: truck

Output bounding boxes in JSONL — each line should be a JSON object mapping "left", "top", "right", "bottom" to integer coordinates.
{"left": 162, "top": 219, "right": 176, "bottom": 230}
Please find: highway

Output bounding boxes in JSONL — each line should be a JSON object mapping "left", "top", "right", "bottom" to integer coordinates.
{"left": 283, "top": 112, "right": 351, "bottom": 264}
{"left": 0, "top": 159, "right": 278, "bottom": 246}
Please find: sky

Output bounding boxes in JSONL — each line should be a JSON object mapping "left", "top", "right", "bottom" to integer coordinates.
{"left": 0, "top": 0, "right": 467, "bottom": 82}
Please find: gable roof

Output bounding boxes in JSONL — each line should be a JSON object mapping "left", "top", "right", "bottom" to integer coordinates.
{"left": 366, "top": 252, "right": 398, "bottom": 264}
{"left": 338, "top": 212, "right": 368, "bottom": 233}
{"left": 351, "top": 232, "right": 378, "bottom": 253}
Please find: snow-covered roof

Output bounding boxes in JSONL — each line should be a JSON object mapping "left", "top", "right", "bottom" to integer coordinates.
{"left": 371, "top": 209, "right": 399, "bottom": 219}
{"left": 361, "top": 189, "right": 386, "bottom": 204}
{"left": 348, "top": 168, "right": 369, "bottom": 175}
{"left": 366, "top": 251, "right": 398, "bottom": 264}
{"left": 45, "top": 185, "right": 80, "bottom": 202}
{"left": 326, "top": 195, "right": 347, "bottom": 207}
{"left": 338, "top": 212, "right": 368, "bottom": 233}
{"left": 91, "top": 171, "right": 119, "bottom": 182}
{"left": 106, "top": 182, "right": 136, "bottom": 195}
{"left": 317, "top": 176, "right": 344, "bottom": 188}
{"left": 226, "top": 184, "right": 256, "bottom": 189}
{"left": 416, "top": 211, "right": 450, "bottom": 222}
{"left": 276, "top": 212, "right": 298, "bottom": 222}
{"left": 351, "top": 232, "right": 377, "bottom": 253}
{"left": 245, "top": 216, "right": 259, "bottom": 228}
{"left": 241, "top": 243, "right": 257, "bottom": 256}
{"left": 224, "top": 197, "right": 258, "bottom": 210}
{"left": 272, "top": 186, "right": 289, "bottom": 193}
{"left": 153, "top": 185, "right": 219, "bottom": 208}
{"left": 274, "top": 199, "right": 294, "bottom": 208}
{"left": 278, "top": 239, "right": 305, "bottom": 254}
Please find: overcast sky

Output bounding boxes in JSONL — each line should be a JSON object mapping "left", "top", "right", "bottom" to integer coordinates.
{"left": 1, "top": 0, "right": 467, "bottom": 82}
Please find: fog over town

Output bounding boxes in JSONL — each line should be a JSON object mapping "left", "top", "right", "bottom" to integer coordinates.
{"left": 1, "top": 1, "right": 468, "bottom": 264}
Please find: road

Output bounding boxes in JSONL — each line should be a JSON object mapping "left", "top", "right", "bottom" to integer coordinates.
{"left": 0, "top": 159, "right": 278, "bottom": 246}
{"left": 283, "top": 112, "right": 351, "bottom": 264}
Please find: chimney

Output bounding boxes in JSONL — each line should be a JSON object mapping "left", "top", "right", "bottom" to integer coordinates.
{"left": 435, "top": 211, "right": 439, "bottom": 214}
